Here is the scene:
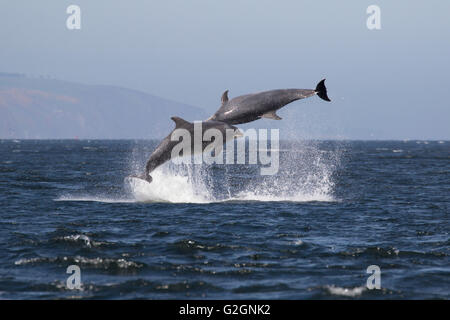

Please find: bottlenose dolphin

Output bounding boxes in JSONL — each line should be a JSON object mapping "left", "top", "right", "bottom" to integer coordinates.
{"left": 136, "top": 117, "right": 242, "bottom": 183}
{"left": 208, "top": 79, "right": 330, "bottom": 125}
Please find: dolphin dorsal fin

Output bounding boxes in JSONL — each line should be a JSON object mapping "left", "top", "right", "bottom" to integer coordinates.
{"left": 221, "top": 90, "right": 229, "bottom": 105}
{"left": 171, "top": 116, "right": 190, "bottom": 128}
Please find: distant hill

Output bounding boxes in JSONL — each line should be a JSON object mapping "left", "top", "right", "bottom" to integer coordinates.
{"left": 0, "top": 74, "right": 208, "bottom": 139}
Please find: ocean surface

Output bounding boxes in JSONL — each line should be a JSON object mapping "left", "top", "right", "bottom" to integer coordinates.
{"left": 0, "top": 139, "right": 448, "bottom": 299}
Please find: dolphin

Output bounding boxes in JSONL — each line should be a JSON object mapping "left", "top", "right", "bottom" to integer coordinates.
{"left": 208, "top": 79, "right": 330, "bottom": 125}
{"left": 135, "top": 117, "right": 242, "bottom": 183}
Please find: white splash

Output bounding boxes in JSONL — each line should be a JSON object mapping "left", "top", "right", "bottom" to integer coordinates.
{"left": 58, "top": 142, "right": 340, "bottom": 204}
{"left": 124, "top": 145, "right": 337, "bottom": 203}
{"left": 125, "top": 169, "right": 210, "bottom": 203}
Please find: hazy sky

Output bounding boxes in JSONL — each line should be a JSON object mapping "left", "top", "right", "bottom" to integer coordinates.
{"left": 1, "top": 0, "right": 449, "bottom": 139}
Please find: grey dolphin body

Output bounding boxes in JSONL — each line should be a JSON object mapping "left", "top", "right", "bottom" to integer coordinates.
{"left": 139, "top": 117, "right": 241, "bottom": 183}
{"left": 208, "top": 79, "right": 330, "bottom": 125}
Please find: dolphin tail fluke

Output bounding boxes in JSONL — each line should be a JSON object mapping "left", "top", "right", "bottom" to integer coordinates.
{"left": 315, "top": 79, "right": 331, "bottom": 102}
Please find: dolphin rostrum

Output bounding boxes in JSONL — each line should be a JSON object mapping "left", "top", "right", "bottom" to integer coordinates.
{"left": 208, "top": 79, "right": 330, "bottom": 125}
{"left": 137, "top": 117, "right": 242, "bottom": 183}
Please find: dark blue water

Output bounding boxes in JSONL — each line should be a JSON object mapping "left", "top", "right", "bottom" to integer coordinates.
{"left": 0, "top": 139, "right": 448, "bottom": 299}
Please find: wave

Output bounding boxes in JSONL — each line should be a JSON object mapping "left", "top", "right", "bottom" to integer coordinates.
{"left": 15, "top": 256, "right": 143, "bottom": 270}
{"left": 55, "top": 196, "right": 135, "bottom": 203}
{"left": 325, "top": 285, "right": 366, "bottom": 297}
{"left": 52, "top": 234, "right": 111, "bottom": 248}
{"left": 339, "top": 246, "right": 448, "bottom": 258}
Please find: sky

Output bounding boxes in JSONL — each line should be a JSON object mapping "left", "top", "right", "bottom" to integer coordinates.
{"left": 1, "top": 0, "right": 449, "bottom": 139}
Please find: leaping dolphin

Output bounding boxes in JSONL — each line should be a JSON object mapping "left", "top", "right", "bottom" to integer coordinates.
{"left": 136, "top": 117, "right": 242, "bottom": 183}
{"left": 208, "top": 79, "right": 330, "bottom": 125}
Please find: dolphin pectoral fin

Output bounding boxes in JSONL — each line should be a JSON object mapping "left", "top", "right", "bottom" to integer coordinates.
{"left": 262, "top": 111, "right": 282, "bottom": 120}
{"left": 127, "top": 174, "right": 153, "bottom": 183}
